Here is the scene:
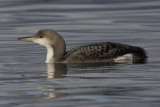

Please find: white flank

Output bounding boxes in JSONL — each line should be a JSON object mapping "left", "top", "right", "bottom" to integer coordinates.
{"left": 113, "top": 54, "right": 133, "bottom": 63}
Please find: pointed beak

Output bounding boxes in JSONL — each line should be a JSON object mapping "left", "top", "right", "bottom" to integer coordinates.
{"left": 17, "top": 36, "right": 35, "bottom": 42}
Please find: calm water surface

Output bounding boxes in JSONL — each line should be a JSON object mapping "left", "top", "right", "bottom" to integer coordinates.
{"left": 0, "top": 0, "right": 160, "bottom": 107}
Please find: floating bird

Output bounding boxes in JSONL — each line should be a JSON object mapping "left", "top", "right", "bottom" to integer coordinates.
{"left": 18, "top": 29, "right": 147, "bottom": 64}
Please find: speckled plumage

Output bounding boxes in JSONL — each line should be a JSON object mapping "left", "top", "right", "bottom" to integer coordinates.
{"left": 62, "top": 42, "right": 147, "bottom": 63}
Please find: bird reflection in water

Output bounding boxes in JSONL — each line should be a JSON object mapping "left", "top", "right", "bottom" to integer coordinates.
{"left": 47, "top": 63, "right": 67, "bottom": 79}
{"left": 38, "top": 63, "right": 144, "bottom": 100}
{"left": 38, "top": 64, "right": 67, "bottom": 100}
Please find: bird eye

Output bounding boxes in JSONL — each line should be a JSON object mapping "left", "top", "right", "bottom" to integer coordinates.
{"left": 39, "top": 35, "right": 43, "bottom": 38}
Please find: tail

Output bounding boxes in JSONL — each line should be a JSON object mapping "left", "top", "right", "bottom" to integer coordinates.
{"left": 132, "top": 46, "right": 147, "bottom": 63}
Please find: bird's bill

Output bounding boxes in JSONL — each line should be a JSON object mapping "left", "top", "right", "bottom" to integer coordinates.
{"left": 17, "top": 36, "right": 35, "bottom": 42}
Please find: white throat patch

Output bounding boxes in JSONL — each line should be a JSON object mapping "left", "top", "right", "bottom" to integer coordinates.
{"left": 33, "top": 38, "right": 50, "bottom": 47}
{"left": 46, "top": 45, "right": 55, "bottom": 63}
{"left": 33, "top": 38, "right": 55, "bottom": 63}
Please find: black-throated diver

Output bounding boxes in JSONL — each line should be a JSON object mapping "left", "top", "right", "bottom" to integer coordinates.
{"left": 18, "top": 29, "right": 147, "bottom": 63}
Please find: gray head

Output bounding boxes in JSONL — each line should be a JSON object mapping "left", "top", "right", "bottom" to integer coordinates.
{"left": 18, "top": 29, "right": 62, "bottom": 46}
{"left": 18, "top": 29, "right": 66, "bottom": 63}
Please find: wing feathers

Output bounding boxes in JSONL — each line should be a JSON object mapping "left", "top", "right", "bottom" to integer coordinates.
{"left": 63, "top": 42, "right": 146, "bottom": 63}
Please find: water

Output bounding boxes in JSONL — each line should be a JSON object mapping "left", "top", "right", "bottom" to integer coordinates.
{"left": 0, "top": 0, "right": 160, "bottom": 107}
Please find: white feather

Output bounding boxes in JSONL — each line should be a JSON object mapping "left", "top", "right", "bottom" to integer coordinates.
{"left": 33, "top": 39, "right": 55, "bottom": 63}
{"left": 113, "top": 54, "right": 133, "bottom": 63}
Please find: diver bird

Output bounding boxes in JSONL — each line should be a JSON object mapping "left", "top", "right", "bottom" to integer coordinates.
{"left": 18, "top": 29, "right": 147, "bottom": 63}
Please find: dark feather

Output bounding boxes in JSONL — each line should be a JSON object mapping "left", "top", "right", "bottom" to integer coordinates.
{"left": 62, "top": 42, "right": 147, "bottom": 63}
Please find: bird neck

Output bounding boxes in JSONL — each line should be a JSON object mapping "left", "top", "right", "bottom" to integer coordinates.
{"left": 46, "top": 46, "right": 55, "bottom": 63}
{"left": 45, "top": 40, "right": 66, "bottom": 63}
